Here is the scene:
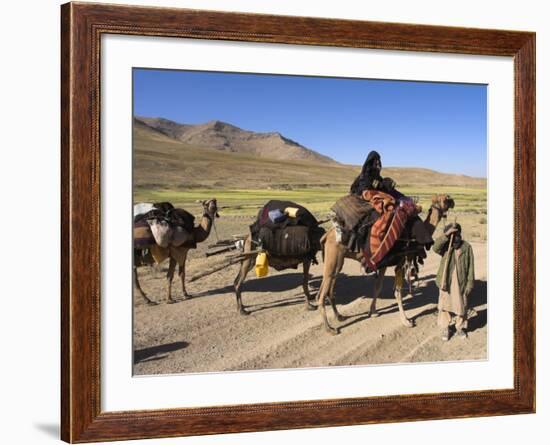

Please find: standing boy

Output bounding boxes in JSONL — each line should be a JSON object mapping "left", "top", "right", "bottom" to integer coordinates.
{"left": 433, "top": 223, "right": 475, "bottom": 341}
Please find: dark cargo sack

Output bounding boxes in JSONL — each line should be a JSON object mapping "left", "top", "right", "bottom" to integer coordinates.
{"left": 134, "top": 219, "right": 155, "bottom": 249}
{"left": 134, "top": 208, "right": 165, "bottom": 223}
{"left": 331, "top": 194, "right": 374, "bottom": 231}
{"left": 166, "top": 208, "right": 195, "bottom": 232}
{"left": 258, "top": 225, "right": 312, "bottom": 257}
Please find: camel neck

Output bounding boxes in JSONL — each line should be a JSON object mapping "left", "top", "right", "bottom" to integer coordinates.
{"left": 424, "top": 206, "right": 443, "bottom": 236}
{"left": 194, "top": 213, "right": 214, "bottom": 243}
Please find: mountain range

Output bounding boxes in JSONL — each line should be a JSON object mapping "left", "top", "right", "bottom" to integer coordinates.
{"left": 135, "top": 117, "right": 336, "bottom": 164}
{"left": 133, "top": 116, "right": 486, "bottom": 191}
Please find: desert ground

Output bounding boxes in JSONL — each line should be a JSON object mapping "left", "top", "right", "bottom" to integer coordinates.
{"left": 133, "top": 216, "right": 487, "bottom": 376}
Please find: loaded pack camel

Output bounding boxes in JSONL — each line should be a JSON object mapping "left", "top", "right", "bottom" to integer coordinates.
{"left": 317, "top": 194, "right": 455, "bottom": 334}
{"left": 233, "top": 203, "right": 325, "bottom": 315}
{"left": 134, "top": 199, "right": 219, "bottom": 305}
{"left": 233, "top": 236, "right": 320, "bottom": 315}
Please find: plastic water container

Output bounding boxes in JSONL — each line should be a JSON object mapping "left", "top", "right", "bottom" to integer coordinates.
{"left": 255, "top": 252, "right": 269, "bottom": 277}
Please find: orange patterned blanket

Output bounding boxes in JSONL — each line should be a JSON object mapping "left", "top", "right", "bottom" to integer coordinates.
{"left": 361, "top": 190, "right": 414, "bottom": 272}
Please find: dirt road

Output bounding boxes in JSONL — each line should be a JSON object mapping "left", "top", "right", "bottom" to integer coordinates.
{"left": 133, "top": 219, "right": 487, "bottom": 375}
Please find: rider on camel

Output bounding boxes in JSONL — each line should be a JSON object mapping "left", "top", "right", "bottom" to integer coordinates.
{"left": 350, "top": 151, "right": 433, "bottom": 272}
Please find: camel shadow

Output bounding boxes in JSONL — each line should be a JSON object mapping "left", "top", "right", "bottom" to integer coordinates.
{"left": 245, "top": 296, "right": 310, "bottom": 314}
{"left": 134, "top": 341, "right": 189, "bottom": 364}
{"left": 192, "top": 270, "right": 487, "bottom": 330}
{"left": 193, "top": 272, "right": 307, "bottom": 298}
{"left": 324, "top": 276, "right": 487, "bottom": 332}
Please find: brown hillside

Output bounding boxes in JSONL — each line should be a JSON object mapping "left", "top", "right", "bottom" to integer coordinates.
{"left": 134, "top": 120, "right": 487, "bottom": 191}
{"left": 136, "top": 117, "right": 337, "bottom": 164}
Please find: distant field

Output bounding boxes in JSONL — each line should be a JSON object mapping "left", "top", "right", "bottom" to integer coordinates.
{"left": 133, "top": 121, "right": 487, "bottom": 242}
{"left": 134, "top": 185, "right": 486, "bottom": 216}
{"left": 134, "top": 185, "right": 487, "bottom": 242}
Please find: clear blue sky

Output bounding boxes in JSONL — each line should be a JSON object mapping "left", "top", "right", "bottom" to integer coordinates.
{"left": 133, "top": 68, "right": 487, "bottom": 177}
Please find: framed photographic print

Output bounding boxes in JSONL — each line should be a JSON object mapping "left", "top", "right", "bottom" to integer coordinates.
{"left": 61, "top": 2, "right": 535, "bottom": 442}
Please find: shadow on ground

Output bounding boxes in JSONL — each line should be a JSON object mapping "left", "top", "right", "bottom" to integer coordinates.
{"left": 332, "top": 277, "right": 487, "bottom": 331}
{"left": 134, "top": 341, "right": 189, "bottom": 364}
{"left": 188, "top": 268, "right": 487, "bottom": 325}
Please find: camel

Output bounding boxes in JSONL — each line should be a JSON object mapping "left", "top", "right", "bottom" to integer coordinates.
{"left": 317, "top": 194, "right": 454, "bottom": 334}
{"left": 233, "top": 205, "right": 325, "bottom": 315}
{"left": 233, "top": 234, "right": 321, "bottom": 315}
{"left": 134, "top": 198, "right": 219, "bottom": 305}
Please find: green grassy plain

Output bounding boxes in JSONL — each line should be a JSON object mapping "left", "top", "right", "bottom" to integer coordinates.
{"left": 134, "top": 122, "right": 487, "bottom": 242}
{"left": 134, "top": 185, "right": 486, "bottom": 216}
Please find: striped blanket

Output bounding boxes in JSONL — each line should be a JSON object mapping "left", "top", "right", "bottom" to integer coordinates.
{"left": 360, "top": 190, "right": 418, "bottom": 272}
{"left": 362, "top": 207, "right": 409, "bottom": 272}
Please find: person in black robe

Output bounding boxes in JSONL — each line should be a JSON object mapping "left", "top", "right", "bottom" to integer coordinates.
{"left": 350, "top": 150, "right": 402, "bottom": 198}
{"left": 351, "top": 151, "right": 432, "bottom": 252}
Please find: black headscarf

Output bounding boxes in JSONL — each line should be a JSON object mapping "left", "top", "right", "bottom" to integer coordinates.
{"left": 361, "top": 150, "right": 382, "bottom": 177}
{"left": 350, "top": 151, "right": 384, "bottom": 195}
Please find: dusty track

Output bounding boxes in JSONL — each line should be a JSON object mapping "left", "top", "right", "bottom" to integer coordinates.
{"left": 133, "top": 220, "right": 487, "bottom": 375}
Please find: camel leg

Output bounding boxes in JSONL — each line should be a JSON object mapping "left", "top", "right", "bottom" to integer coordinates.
{"left": 394, "top": 266, "right": 414, "bottom": 328}
{"left": 317, "top": 278, "right": 338, "bottom": 335}
{"left": 179, "top": 252, "right": 192, "bottom": 300}
{"left": 369, "top": 267, "right": 386, "bottom": 317}
{"left": 302, "top": 260, "right": 316, "bottom": 311}
{"left": 134, "top": 266, "right": 158, "bottom": 305}
{"left": 234, "top": 258, "right": 254, "bottom": 315}
{"left": 317, "top": 233, "right": 343, "bottom": 335}
{"left": 328, "top": 252, "right": 346, "bottom": 322}
{"left": 166, "top": 258, "right": 178, "bottom": 303}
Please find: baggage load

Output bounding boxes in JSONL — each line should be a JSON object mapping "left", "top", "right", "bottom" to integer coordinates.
{"left": 134, "top": 219, "right": 155, "bottom": 249}
{"left": 250, "top": 200, "right": 324, "bottom": 260}
{"left": 331, "top": 194, "right": 374, "bottom": 231}
{"left": 254, "top": 200, "right": 318, "bottom": 231}
{"left": 134, "top": 202, "right": 155, "bottom": 219}
{"left": 134, "top": 202, "right": 176, "bottom": 223}
{"left": 166, "top": 208, "right": 195, "bottom": 232}
{"left": 149, "top": 219, "right": 173, "bottom": 248}
{"left": 284, "top": 207, "right": 300, "bottom": 218}
{"left": 268, "top": 208, "right": 287, "bottom": 224}
{"left": 258, "top": 225, "right": 312, "bottom": 257}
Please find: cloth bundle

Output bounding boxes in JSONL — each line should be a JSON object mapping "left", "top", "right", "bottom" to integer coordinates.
{"left": 330, "top": 194, "right": 374, "bottom": 231}
{"left": 149, "top": 219, "right": 173, "bottom": 248}
{"left": 134, "top": 219, "right": 156, "bottom": 249}
{"left": 133, "top": 202, "right": 196, "bottom": 249}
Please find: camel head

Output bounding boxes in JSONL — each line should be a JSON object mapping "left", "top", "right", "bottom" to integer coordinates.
{"left": 199, "top": 198, "right": 219, "bottom": 219}
{"left": 431, "top": 194, "right": 455, "bottom": 218}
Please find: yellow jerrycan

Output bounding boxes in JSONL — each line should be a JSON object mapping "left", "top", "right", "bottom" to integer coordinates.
{"left": 255, "top": 252, "right": 269, "bottom": 277}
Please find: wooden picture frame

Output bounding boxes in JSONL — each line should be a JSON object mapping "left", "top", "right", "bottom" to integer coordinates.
{"left": 61, "top": 2, "right": 535, "bottom": 442}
